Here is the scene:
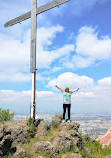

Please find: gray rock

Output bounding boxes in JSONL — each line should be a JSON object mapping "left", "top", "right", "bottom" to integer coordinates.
{"left": 52, "top": 114, "right": 63, "bottom": 127}
{"left": 105, "top": 155, "right": 111, "bottom": 158}
{"left": 32, "top": 141, "right": 52, "bottom": 155}
{"left": 3, "top": 120, "right": 29, "bottom": 144}
{"left": 61, "top": 153, "right": 83, "bottom": 158}
{"left": 0, "top": 120, "right": 29, "bottom": 156}
{"left": 58, "top": 121, "right": 80, "bottom": 131}
{"left": 0, "top": 124, "right": 4, "bottom": 140}
{"left": 71, "top": 137, "right": 80, "bottom": 146}
{"left": 12, "top": 146, "right": 26, "bottom": 158}
{"left": 35, "top": 120, "right": 51, "bottom": 139}
{"left": 0, "top": 134, "right": 13, "bottom": 156}
{"left": 75, "top": 146, "right": 80, "bottom": 153}
{"left": 51, "top": 119, "right": 82, "bottom": 155}
{"left": 52, "top": 132, "right": 73, "bottom": 152}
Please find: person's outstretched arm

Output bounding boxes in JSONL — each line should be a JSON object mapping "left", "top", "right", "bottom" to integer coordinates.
{"left": 55, "top": 85, "right": 65, "bottom": 93}
{"left": 70, "top": 88, "right": 80, "bottom": 94}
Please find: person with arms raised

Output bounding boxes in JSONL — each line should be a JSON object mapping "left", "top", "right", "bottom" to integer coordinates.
{"left": 55, "top": 85, "right": 80, "bottom": 123}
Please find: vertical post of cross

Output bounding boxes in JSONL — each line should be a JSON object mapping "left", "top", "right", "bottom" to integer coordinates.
{"left": 30, "top": 0, "right": 37, "bottom": 120}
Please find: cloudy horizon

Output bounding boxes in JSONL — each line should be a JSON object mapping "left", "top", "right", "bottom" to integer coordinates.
{"left": 0, "top": 0, "right": 111, "bottom": 114}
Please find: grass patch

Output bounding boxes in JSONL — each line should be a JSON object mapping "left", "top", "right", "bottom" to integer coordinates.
{"left": 79, "top": 133, "right": 111, "bottom": 158}
{"left": 41, "top": 129, "right": 53, "bottom": 141}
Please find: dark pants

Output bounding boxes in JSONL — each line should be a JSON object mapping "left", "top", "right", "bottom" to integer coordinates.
{"left": 63, "top": 104, "right": 71, "bottom": 120}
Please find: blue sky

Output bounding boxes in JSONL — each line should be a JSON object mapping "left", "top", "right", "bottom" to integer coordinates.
{"left": 0, "top": 0, "right": 111, "bottom": 114}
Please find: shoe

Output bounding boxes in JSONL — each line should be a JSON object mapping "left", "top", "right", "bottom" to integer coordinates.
{"left": 67, "top": 120, "right": 70, "bottom": 123}
{"left": 62, "top": 119, "right": 65, "bottom": 123}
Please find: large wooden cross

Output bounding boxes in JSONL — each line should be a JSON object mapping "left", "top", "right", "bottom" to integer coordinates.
{"left": 4, "top": 0, "right": 70, "bottom": 120}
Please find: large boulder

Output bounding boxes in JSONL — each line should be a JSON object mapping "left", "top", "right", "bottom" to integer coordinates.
{"left": 3, "top": 120, "right": 29, "bottom": 144}
{"left": 35, "top": 120, "right": 51, "bottom": 139}
{"left": 52, "top": 130, "right": 81, "bottom": 153}
{"left": 32, "top": 141, "right": 52, "bottom": 155}
{"left": 0, "top": 134, "right": 13, "bottom": 156}
{"left": 0, "top": 120, "right": 29, "bottom": 157}
{"left": 49, "top": 115, "right": 82, "bottom": 156}
{"left": 52, "top": 114, "right": 63, "bottom": 127}
{"left": 58, "top": 121, "right": 80, "bottom": 132}
{"left": 52, "top": 132, "right": 73, "bottom": 152}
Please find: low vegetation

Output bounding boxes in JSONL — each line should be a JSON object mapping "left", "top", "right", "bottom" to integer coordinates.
{"left": 79, "top": 134, "right": 111, "bottom": 158}
{"left": 0, "top": 108, "right": 14, "bottom": 122}
{"left": 28, "top": 117, "right": 36, "bottom": 139}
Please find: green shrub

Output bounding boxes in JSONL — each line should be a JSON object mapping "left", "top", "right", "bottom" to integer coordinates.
{"left": 0, "top": 108, "right": 14, "bottom": 122}
{"left": 79, "top": 133, "right": 111, "bottom": 158}
{"left": 28, "top": 117, "right": 36, "bottom": 138}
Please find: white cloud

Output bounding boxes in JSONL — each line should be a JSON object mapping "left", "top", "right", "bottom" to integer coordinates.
{"left": 51, "top": 67, "right": 62, "bottom": 72}
{"left": 47, "top": 72, "right": 94, "bottom": 90}
{"left": 76, "top": 26, "right": 111, "bottom": 60}
{"left": 37, "top": 25, "right": 74, "bottom": 69}
{"left": 37, "top": 43, "right": 74, "bottom": 68}
{"left": 98, "top": 77, "right": 111, "bottom": 87}
{"left": 62, "top": 26, "right": 111, "bottom": 70}
{"left": 41, "top": 67, "right": 62, "bottom": 75}
{"left": 1, "top": 25, "right": 111, "bottom": 82}
{"left": 0, "top": 25, "right": 74, "bottom": 82}
{"left": 46, "top": 72, "right": 111, "bottom": 113}
{"left": 0, "top": 89, "right": 62, "bottom": 114}
{"left": 37, "top": 25, "right": 63, "bottom": 50}
{"left": 0, "top": 32, "right": 30, "bottom": 72}
{"left": 0, "top": 73, "right": 111, "bottom": 114}
{"left": 0, "top": 72, "right": 31, "bottom": 82}
{"left": 72, "top": 55, "right": 94, "bottom": 69}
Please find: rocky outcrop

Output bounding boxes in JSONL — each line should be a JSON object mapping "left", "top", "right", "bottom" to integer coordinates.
{"left": 35, "top": 120, "right": 51, "bottom": 138}
{"left": 1, "top": 120, "right": 29, "bottom": 144}
{"left": 32, "top": 141, "right": 52, "bottom": 155}
{"left": 52, "top": 114, "right": 63, "bottom": 127}
{"left": 0, "top": 118, "right": 44, "bottom": 157}
{"left": 0, "top": 114, "right": 83, "bottom": 157}
{"left": 2, "top": 114, "right": 107, "bottom": 157}
{"left": 0, "top": 134, "right": 13, "bottom": 156}
{"left": 32, "top": 115, "right": 83, "bottom": 158}
{"left": 51, "top": 122, "right": 82, "bottom": 156}
{"left": 58, "top": 121, "right": 80, "bottom": 131}
{"left": 0, "top": 120, "right": 29, "bottom": 157}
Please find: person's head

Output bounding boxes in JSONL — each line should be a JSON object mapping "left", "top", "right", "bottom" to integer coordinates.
{"left": 65, "top": 86, "right": 69, "bottom": 92}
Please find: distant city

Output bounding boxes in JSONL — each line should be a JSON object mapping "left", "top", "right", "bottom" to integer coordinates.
{"left": 14, "top": 113, "right": 111, "bottom": 138}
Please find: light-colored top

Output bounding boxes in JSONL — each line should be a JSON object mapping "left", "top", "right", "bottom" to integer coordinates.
{"left": 63, "top": 92, "right": 71, "bottom": 104}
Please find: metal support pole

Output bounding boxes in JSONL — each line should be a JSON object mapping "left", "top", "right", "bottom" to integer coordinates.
{"left": 30, "top": 0, "right": 37, "bottom": 120}
{"left": 31, "top": 72, "right": 36, "bottom": 120}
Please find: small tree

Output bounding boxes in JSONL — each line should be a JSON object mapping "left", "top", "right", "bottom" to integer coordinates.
{"left": 0, "top": 108, "right": 15, "bottom": 122}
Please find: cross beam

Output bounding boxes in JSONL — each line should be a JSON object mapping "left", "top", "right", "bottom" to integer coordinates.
{"left": 4, "top": 0, "right": 70, "bottom": 120}
{"left": 4, "top": 0, "right": 70, "bottom": 28}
